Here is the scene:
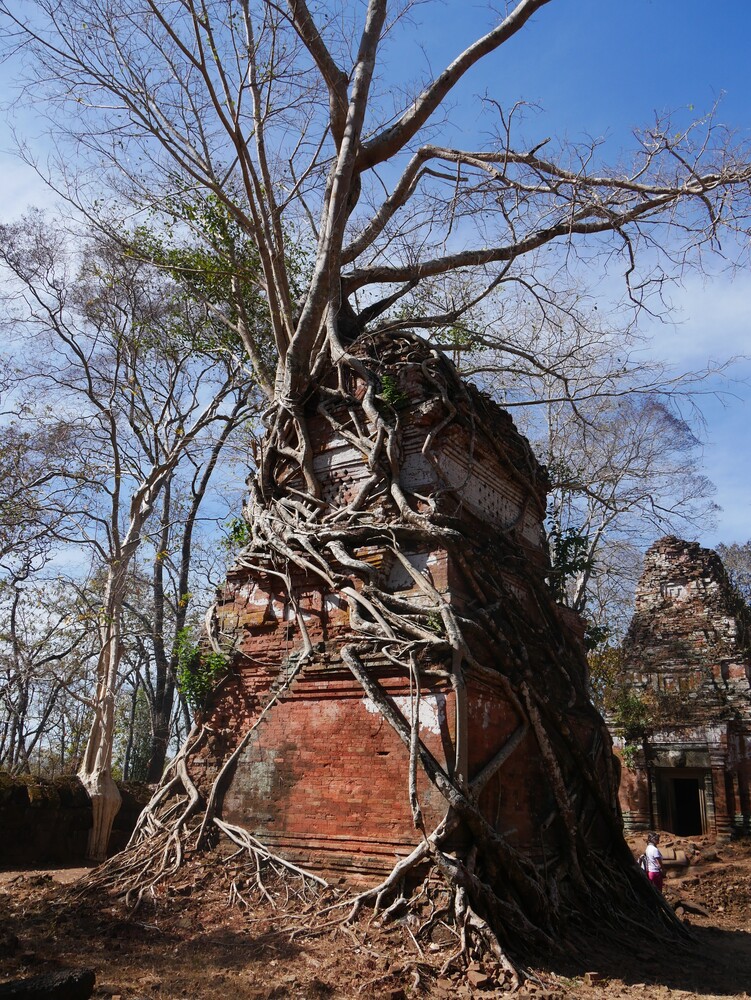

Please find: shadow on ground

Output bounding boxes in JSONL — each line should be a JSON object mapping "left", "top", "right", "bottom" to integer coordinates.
{"left": 544, "top": 922, "right": 751, "bottom": 997}
{"left": 3, "top": 866, "right": 751, "bottom": 999}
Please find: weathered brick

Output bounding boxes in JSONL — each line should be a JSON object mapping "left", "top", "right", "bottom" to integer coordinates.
{"left": 199, "top": 339, "right": 603, "bottom": 878}
{"left": 614, "top": 536, "right": 751, "bottom": 839}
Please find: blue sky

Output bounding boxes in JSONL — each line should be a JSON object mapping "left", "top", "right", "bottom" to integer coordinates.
{"left": 396, "top": 0, "right": 751, "bottom": 546}
{"left": 1, "top": 0, "right": 750, "bottom": 544}
{"left": 511, "top": 0, "right": 751, "bottom": 548}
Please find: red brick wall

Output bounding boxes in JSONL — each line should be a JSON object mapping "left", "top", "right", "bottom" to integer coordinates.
{"left": 202, "top": 637, "right": 604, "bottom": 876}
{"left": 220, "top": 665, "right": 452, "bottom": 877}
{"left": 199, "top": 347, "right": 605, "bottom": 877}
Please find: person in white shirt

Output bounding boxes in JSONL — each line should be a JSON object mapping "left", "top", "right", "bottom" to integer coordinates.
{"left": 645, "top": 832, "right": 664, "bottom": 892}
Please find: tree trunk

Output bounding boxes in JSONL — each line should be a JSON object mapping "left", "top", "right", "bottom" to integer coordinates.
{"left": 145, "top": 699, "right": 173, "bottom": 783}
{"left": 78, "top": 586, "right": 123, "bottom": 861}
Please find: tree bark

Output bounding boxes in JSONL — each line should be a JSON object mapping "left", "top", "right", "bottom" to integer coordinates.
{"left": 85, "top": 331, "right": 684, "bottom": 976}
{"left": 78, "top": 590, "right": 123, "bottom": 861}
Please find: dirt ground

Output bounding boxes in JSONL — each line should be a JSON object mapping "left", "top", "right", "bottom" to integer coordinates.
{"left": 1, "top": 834, "right": 750, "bottom": 1000}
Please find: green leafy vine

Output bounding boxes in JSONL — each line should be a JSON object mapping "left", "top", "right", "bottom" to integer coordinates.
{"left": 175, "top": 627, "right": 228, "bottom": 711}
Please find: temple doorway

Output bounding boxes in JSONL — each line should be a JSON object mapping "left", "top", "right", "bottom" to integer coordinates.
{"left": 656, "top": 768, "right": 708, "bottom": 836}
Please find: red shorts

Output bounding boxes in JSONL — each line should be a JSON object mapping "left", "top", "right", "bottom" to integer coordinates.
{"left": 648, "top": 870, "right": 664, "bottom": 892}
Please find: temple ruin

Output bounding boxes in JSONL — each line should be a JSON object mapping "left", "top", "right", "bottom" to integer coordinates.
{"left": 188, "top": 334, "right": 618, "bottom": 879}
{"left": 615, "top": 536, "right": 751, "bottom": 840}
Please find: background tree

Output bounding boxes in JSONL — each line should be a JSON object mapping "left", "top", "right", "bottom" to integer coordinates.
{"left": 5, "top": 0, "right": 751, "bottom": 972}
{"left": 534, "top": 386, "right": 716, "bottom": 708}
{"left": 439, "top": 292, "right": 723, "bottom": 638}
{"left": 716, "top": 541, "right": 751, "bottom": 605}
{"left": 0, "top": 574, "right": 94, "bottom": 775}
{"left": 120, "top": 442, "right": 249, "bottom": 783}
{"left": 0, "top": 417, "right": 87, "bottom": 575}
{"left": 540, "top": 394, "right": 716, "bottom": 616}
{"left": 0, "top": 215, "right": 257, "bottom": 857}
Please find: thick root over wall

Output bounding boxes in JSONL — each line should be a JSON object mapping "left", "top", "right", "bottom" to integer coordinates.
{"left": 82, "top": 332, "right": 685, "bottom": 984}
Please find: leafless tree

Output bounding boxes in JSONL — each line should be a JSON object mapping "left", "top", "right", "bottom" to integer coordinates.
{"left": 121, "top": 437, "right": 249, "bottom": 783}
{"left": 4, "top": 0, "right": 751, "bottom": 975}
{"left": 0, "top": 417, "right": 86, "bottom": 574}
{"left": 716, "top": 540, "right": 751, "bottom": 605}
{"left": 538, "top": 394, "right": 716, "bottom": 614}
{"left": 450, "top": 298, "right": 725, "bottom": 639}
{"left": 0, "top": 573, "right": 94, "bottom": 775}
{"left": 0, "top": 215, "right": 256, "bottom": 858}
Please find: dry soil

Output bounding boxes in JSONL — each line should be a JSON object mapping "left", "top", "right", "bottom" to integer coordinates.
{"left": 1, "top": 834, "right": 750, "bottom": 999}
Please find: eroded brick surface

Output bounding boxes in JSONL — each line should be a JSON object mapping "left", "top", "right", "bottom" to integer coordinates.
{"left": 616, "top": 536, "right": 751, "bottom": 839}
{"left": 200, "top": 343, "right": 607, "bottom": 877}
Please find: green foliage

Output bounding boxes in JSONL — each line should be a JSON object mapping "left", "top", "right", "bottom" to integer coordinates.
{"left": 545, "top": 457, "right": 579, "bottom": 486}
{"left": 546, "top": 517, "right": 595, "bottom": 603}
{"left": 610, "top": 690, "right": 649, "bottom": 742}
{"left": 584, "top": 619, "right": 610, "bottom": 652}
{"left": 379, "top": 373, "right": 409, "bottom": 409}
{"left": 425, "top": 611, "right": 443, "bottom": 633}
{"left": 123, "top": 190, "right": 278, "bottom": 377}
{"left": 609, "top": 690, "right": 651, "bottom": 770}
{"left": 431, "top": 323, "right": 483, "bottom": 352}
{"left": 175, "top": 628, "right": 228, "bottom": 712}
{"left": 586, "top": 640, "right": 620, "bottom": 711}
{"left": 224, "top": 516, "right": 252, "bottom": 551}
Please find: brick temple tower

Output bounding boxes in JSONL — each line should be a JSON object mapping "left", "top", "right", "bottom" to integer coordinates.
{"left": 615, "top": 536, "right": 751, "bottom": 840}
{"left": 192, "top": 336, "right": 616, "bottom": 878}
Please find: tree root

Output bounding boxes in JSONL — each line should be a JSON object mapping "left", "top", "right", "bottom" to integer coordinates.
{"left": 78, "top": 332, "right": 689, "bottom": 986}
{"left": 213, "top": 818, "right": 327, "bottom": 891}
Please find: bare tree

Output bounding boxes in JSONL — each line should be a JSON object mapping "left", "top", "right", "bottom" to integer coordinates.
{"left": 716, "top": 540, "right": 751, "bottom": 605}
{"left": 540, "top": 394, "right": 716, "bottom": 614}
{"left": 0, "top": 573, "right": 94, "bottom": 775}
{"left": 448, "top": 298, "right": 724, "bottom": 639}
{"left": 0, "top": 417, "right": 86, "bottom": 574}
{"left": 122, "top": 428, "right": 249, "bottom": 783}
{"left": 0, "top": 216, "right": 256, "bottom": 858}
{"left": 5, "top": 0, "right": 751, "bottom": 973}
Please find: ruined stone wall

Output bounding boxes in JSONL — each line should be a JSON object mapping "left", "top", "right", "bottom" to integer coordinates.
{"left": 616, "top": 536, "right": 751, "bottom": 837}
{"left": 0, "top": 775, "right": 149, "bottom": 866}
{"left": 196, "top": 339, "right": 606, "bottom": 876}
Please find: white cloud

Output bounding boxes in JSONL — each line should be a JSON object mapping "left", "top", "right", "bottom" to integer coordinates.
{"left": 0, "top": 150, "right": 58, "bottom": 218}
{"left": 644, "top": 272, "right": 751, "bottom": 366}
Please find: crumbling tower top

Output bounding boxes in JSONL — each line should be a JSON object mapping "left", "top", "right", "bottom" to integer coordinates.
{"left": 623, "top": 535, "right": 751, "bottom": 713}
{"left": 616, "top": 535, "right": 751, "bottom": 838}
